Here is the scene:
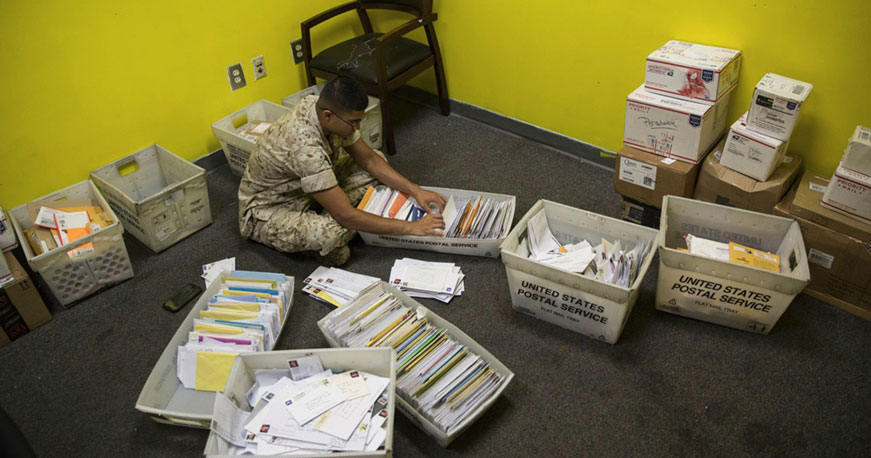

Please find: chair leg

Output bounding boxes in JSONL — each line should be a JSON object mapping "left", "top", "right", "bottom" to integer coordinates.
{"left": 425, "top": 25, "right": 450, "bottom": 116}
{"left": 379, "top": 91, "right": 396, "bottom": 155}
{"left": 305, "top": 65, "right": 316, "bottom": 87}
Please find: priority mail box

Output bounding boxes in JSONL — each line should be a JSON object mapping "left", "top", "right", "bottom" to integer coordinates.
{"left": 821, "top": 165, "right": 871, "bottom": 224}
{"left": 1, "top": 252, "right": 51, "bottom": 348}
{"left": 656, "top": 196, "right": 810, "bottom": 334}
{"left": 720, "top": 113, "right": 789, "bottom": 182}
{"left": 615, "top": 145, "right": 703, "bottom": 208}
{"left": 746, "top": 73, "right": 813, "bottom": 141}
{"left": 644, "top": 40, "right": 742, "bottom": 104}
{"left": 624, "top": 85, "right": 731, "bottom": 164}
{"left": 785, "top": 172, "right": 869, "bottom": 241}
{"left": 842, "top": 125, "right": 871, "bottom": 176}
{"left": 774, "top": 183, "right": 871, "bottom": 320}
{"left": 695, "top": 136, "right": 802, "bottom": 214}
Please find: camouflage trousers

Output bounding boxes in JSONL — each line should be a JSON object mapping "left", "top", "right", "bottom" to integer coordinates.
{"left": 248, "top": 153, "right": 383, "bottom": 256}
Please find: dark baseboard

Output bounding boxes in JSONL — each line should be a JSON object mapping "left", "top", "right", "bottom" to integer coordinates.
{"left": 393, "top": 85, "right": 616, "bottom": 170}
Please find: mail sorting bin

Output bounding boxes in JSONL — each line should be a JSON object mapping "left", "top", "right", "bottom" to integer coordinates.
{"left": 359, "top": 186, "right": 516, "bottom": 258}
{"left": 499, "top": 200, "right": 659, "bottom": 344}
{"left": 8, "top": 180, "right": 134, "bottom": 306}
{"left": 656, "top": 196, "right": 810, "bottom": 334}
{"left": 318, "top": 282, "right": 514, "bottom": 447}
{"left": 211, "top": 100, "right": 289, "bottom": 176}
{"left": 282, "top": 83, "right": 383, "bottom": 150}
{"left": 135, "top": 273, "right": 293, "bottom": 429}
{"left": 90, "top": 145, "right": 211, "bottom": 253}
{"left": 203, "top": 348, "right": 396, "bottom": 457}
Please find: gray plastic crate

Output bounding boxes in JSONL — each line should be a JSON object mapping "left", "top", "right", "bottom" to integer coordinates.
{"left": 90, "top": 144, "right": 211, "bottom": 252}
{"left": 211, "top": 100, "right": 289, "bottom": 176}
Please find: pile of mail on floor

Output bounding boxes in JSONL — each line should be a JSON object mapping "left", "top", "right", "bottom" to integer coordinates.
{"left": 389, "top": 258, "right": 464, "bottom": 303}
{"left": 212, "top": 355, "right": 391, "bottom": 454}
{"left": 522, "top": 209, "right": 651, "bottom": 287}
{"left": 302, "top": 266, "right": 380, "bottom": 307}
{"left": 22, "top": 199, "right": 113, "bottom": 258}
{"left": 177, "top": 271, "right": 291, "bottom": 391}
{"left": 683, "top": 234, "right": 781, "bottom": 273}
{"left": 323, "top": 291, "right": 506, "bottom": 432}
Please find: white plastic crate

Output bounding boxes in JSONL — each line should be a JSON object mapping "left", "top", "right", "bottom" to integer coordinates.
{"left": 282, "top": 83, "right": 383, "bottom": 150}
{"left": 499, "top": 200, "right": 659, "bottom": 344}
{"left": 317, "top": 282, "right": 514, "bottom": 447}
{"left": 211, "top": 100, "right": 290, "bottom": 176}
{"left": 359, "top": 187, "right": 516, "bottom": 258}
{"left": 8, "top": 180, "right": 134, "bottom": 306}
{"left": 656, "top": 196, "right": 810, "bottom": 334}
{"left": 203, "top": 348, "right": 396, "bottom": 457}
{"left": 90, "top": 144, "right": 212, "bottom": 253}
{"left": 135, "top": 273, "right": 294, "bottom": 429}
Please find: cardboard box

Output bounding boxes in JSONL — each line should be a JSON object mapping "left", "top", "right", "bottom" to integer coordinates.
{"left": 0, "top": 208, "right": 18, "bottom": 252}
{"left": 614, "top": 146, "right": 703, "bottom": 208}
{"left": 820, "top": 165, "right": 871, "bottom": 224}
{"left": 842, "top": 125, "right": 871, "bottom": 177}
{"left": 746, "top": 73, "right": 813, "bottom": 141}
{"left": 624, "top": 85, "right": 731, "bottom": 163}
{"left": 773, "top": 187, "right": 871, "bottom": 320}
{"left": 0, "top": 252, "right": 51, "bottom": 347}
{"left": 620, "top": 196, "right": 661, "bottom": 229}
{"left": 720, "top": 113, "right": 790, "bottom": 181}
{"left": 784, "top": 172, "right": 869, "bottom": 240}
{"left": 694, "top": 136, "right": 802, "bottom": 214}
{"left": 644, "top": 40, "right": 742, "bottom": 104}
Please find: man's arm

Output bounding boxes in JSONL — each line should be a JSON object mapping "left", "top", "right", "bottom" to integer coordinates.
{"left": 345, "top": 139, "right": 447, "bottom": 213}
{"left": 312, "top": 186, "right": 444, "bottom": 235}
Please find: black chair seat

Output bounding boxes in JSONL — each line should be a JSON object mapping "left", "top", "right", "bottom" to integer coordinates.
{"left": 309, "top": 33, "right": 432, "bottom": 85}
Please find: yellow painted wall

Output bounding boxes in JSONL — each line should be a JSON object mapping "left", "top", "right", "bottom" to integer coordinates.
{"left": 1, "top": 0, "right": 870, "bottom": 209}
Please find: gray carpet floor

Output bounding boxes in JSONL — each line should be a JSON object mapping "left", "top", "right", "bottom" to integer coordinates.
{"left": 0, "top": 97, "right": 869, "bottom": 458}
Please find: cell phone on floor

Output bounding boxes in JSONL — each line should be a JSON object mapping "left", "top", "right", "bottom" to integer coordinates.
{"left": 163, "top": 282, "right": 203, "bottom": 313}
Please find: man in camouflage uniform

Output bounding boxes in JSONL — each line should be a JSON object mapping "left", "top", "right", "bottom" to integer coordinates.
{"left": 238, "top": 76, "right": 446, "bottom": 266}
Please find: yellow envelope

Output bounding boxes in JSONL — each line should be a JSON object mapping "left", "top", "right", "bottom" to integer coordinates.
{"left": 221, "top": 277, "right": 276, "bottom": 288}
{"left": 200, "top": 310, "right": 258, "bottom": 321}
{"left": 195, "top": 351, "right": 238, "bottom": 391}
{"left": 208, "top": 302, "right": 262, "bottom": 313}
{"left": 221, "top": 290, "right": 271, "bottom": 298}
{"left": 194, "top": 323, "right": 244, "bottom": 334}
{"left": 728, "top": 242, "right": 781, "bottom": 273}
{"left": 310, "top": 288, "right": 341, "bottom": 307}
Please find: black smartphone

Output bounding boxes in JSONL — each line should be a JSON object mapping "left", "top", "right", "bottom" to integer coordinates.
{"left": 163, "top": 282, "right": 203, "bottom": 313}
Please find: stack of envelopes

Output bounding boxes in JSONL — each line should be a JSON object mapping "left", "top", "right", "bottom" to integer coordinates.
{"left": 212, "top": 355, "right": 392, "bottom": 454}
{"left": 177, "top": 271, "right": 291, "bottom": 392}
{"left": 324, "top": 291, "right": 506, "bottom": 432}
{"left": 357, "top": 186, "right": 426, "bottom": 221}
{"left": 302, "top": 266, "right": 380, "bottom": 307}
{"left": 389, "top": 258, "right": 464, "bottom": 304}
{"left": 440, "top": 194, "right": 513, "bottom": 239}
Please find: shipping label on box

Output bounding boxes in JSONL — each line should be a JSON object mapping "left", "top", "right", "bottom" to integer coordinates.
{"left": 747, "top": 73, "right": 813, "bottom": 141}
{"left": 644, "top": 40, "right": 742, "bottom": 104}
{"left": 842, "top": 125, "right": 871, "bottom": 176}
{"left": 720, "top": 113, "right": 789, "bottom": 181}
{"left": 821, "top": 165, "right": 871, "bottom": 224}
{"left": 618, "top": 157, "right": 657, "bottom": 190}
{"left": 624, "top": 85, "right": 730, "bottom": 163}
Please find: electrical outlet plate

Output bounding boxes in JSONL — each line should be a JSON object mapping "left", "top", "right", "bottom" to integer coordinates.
{"left": 227, "top": 63, "right": 246, "bottom": 91}
{"left": 290, "top": 39, "right": 304, "bottom": 64}
{"left": 252, "top": 55, "right": 266, "bottom": 80}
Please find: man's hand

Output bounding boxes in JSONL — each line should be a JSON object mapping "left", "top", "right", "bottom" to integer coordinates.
{"left": 408, "top": 213, "right": 445, "bottom": 236}
{"left": 413, "top": 188, "right": 447, "bottom": 214}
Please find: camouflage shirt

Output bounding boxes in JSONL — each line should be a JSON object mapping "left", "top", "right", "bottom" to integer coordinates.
{"left": 238, "top": 95, "right": 360, "bottom": 233}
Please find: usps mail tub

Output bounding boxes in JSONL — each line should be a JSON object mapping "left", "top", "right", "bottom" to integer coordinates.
{"left": 91, "top": 144, "right": 211, "bottom": 253}
{"left": 499, "top": 200, "right": 658, "bottom": 344}
{"left": 282, "top": 83, "right": 383, "bottom": 150}
{"left": 656, "top": 196, "right": 810, "bottom": 334}
{"left": 211, "top": 100, "right": 290, "bottom": 176}
{"left": 135, "top": 273, "right": 293, "bottom": 429}
{"left": 359, "top": 187, "right": 516, "bottom": 258}
{"left": 8, "top": 180, "right": 134, "bottom": 306}
{"left": 318, "top": 282, "right": 514, "bottom": 447}
{"left": 204, "top": 348, "right": 396, "bottom": 457}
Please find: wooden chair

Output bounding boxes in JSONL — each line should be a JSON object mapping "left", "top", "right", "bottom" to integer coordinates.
{"left": 301, "top": 0, "right": 449, "bottom": 155}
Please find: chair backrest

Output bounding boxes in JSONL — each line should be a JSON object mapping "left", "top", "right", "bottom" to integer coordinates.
{"left": 358, "top": 0, "right": 431, "bottom": 16}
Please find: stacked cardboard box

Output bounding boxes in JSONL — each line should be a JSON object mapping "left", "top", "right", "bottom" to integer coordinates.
{"left": 774, "top": 171, "right": 870, "bottom": 320}
{"left": 619, "top": 40, "right": 740, "bottom": 227}
{"left": 820, "top": 126, "right": 871, "bottom": 224}
{"left": 1, "top": 252, "right": 51, "bottom": 347}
